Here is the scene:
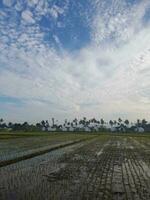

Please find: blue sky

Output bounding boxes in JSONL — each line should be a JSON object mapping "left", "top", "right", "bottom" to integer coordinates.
{"left": 0, "top": 0, "right": 150, "bottom": 123}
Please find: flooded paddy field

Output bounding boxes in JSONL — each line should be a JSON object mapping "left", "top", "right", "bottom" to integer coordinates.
{"left": 0, "top": 134, "right": 150, "bottom": 200}
{"left": 0, "top": 132, "right": 93, "bottom": 165}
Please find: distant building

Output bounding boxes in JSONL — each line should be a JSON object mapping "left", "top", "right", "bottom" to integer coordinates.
{"left": 42, "top": 127, "right": 46, "bottom": 131}
{"left": 47, "top": 127, "right": 56, "bottom": 131}
{"left": 69, "top": 127, "right": 74, "bottom": 132}
{"left": 110, "top": 124, "right": 126, "bottom": 133}
{"left": 60, "top": 126, "right": 67, "bottom": 131}
{"left": 84, "top": 126, "right": 91, "bottom": 132}
{"left": 134, "top": 127, "right": 144, "bottom": 133}
{"left": 110, "top": 127, "right": 117, "bottom": 132}
{"left": 118, "top": 124, "right": 126, "bottom": 132}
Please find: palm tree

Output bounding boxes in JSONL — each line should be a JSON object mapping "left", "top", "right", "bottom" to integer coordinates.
{"left": 0, "top": 118, "right": 3, "bottom": 125}
{"left": 74, "top": 118, "right": 78, "bottom": 126}
{"left": 45, "top": 120, "right": 49, "bottom": 130}
{"left": 141, "top": 119, "right": 147, "bottom": 128}
{"left": 118, "top": 118, "right": 122, "bottom": 124}
{"left": 109, "top": 120, "right": 113, "bottom": 127}
{"left": 136, "top": 119, "right": 140, "bottom": 127}
{"left": 113, "top": 120, "right": 117, "bottom": 126}
{"left": 100, "top": 118, "right": 105, "bottom": 127}
{"left": 83, "top": 117, "right": 86, "bottom": 126}
{"left": 52, "top": 118, "right": 55, "bottom": 127}
{"left": 41, "top": 120, "right": 46, "bottom": 128}
{"left": 36, "top": 123, "right": 42, "bottom": 130}
{"left": 124, "top": 119, "right": 129, "bottom": 126}
{"left": 8, "top": 122, "right": 12, "bottom": 128}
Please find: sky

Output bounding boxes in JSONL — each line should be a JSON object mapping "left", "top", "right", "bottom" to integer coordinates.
{"left": 0, "top": 0, "right": 150, "bottom": 123}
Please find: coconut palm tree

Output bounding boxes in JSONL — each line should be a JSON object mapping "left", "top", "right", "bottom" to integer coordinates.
{"left": 8, "top": 122, "right": 12, "bottom": 128}
{"left": 100, "top": 118, "right": 105, "bottom": 127}
{"left": 83, "top": 117, "right": 86, "bottom": 126}
{"left": 109, "top": 120, "right": 113, "bottom": 127}
{"left": 136, "top": 119, "right": 140, "bottom": 127}
{"left": 52, "top": 118, "right": 55, "bottom": 127}
{"left": 113, "top": 120, "right": 117, "bottom": 126}
{"left": 118, "top": 118, "right": 122, "bottom": 124}
{"left": 41, "top": 120, "right": 46, "bottom": 128}
{"left": 141, "top": 119, "right": 147, "bottom": 128}
{"left": 0, "top": 118, "right": 3, "bottom": 125}
{"left": 124, "top": 119, "right": 129, "bottom": 126}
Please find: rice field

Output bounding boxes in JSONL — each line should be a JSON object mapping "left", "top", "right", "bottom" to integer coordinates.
{"left": 0, "top": 133, "right": 150, "bottom": 200}
{"left": 0, "top": 132, "right": 93, "bottom": 165}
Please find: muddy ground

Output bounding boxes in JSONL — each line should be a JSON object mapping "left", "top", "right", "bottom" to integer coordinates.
{"left": 0, "top": 135, "right": 150, "bottom": 200}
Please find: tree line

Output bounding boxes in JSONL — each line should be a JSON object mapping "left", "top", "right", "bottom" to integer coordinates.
{"left": 0, "top": 117, "right": 150, "bottom": 132}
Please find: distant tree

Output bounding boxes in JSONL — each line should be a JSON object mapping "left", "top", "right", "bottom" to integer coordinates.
{"left": 83, "top": 117, "right": 86, "bottom": 126}
{"left": 64, "top": 119, "right": 67, "bottom": 126}
{"left": 141, "top": 119, "right": 147, "bottom": 128}
{"left": 12, "top": 123, "right": 22, "bottom": 131}
{"left": 52, "top": 118, "right": 55, "bottom": 126}
{"left": 100, "top": 119, "right": 105, "bottom": 126}
{"left": 0, "top": 118, "right": 4, "bottom": 128}
{"left": 0, "top": 123, "right": 7, "bottom": 129}
{"left": 73, "top": 118, "right": 78, "bottom": 123}
{"left": 113, "top": 120, "right": 117, "bottom": 126}
{"left": 83, "top": 117, "right": 86, "bottom": 121}
{"left": 36, "top": 123, "right": 42, "bottom": 130}
{"left": 97, "top": 120, "right": 100, "bottom": 124}
{"left": 118, "top": 118, "right": 122, "bottom": 124}
{"left": 124, "top": 119, "right": 129, "bottom": 126}
{"left": 8, "top": 122, "right": 12, "bottom": 128}
{"left": 22, "top": 122, "right": 29, "bottom": 131}
{"left": 67, "top": 122, "right": 70, "bottom": 126}
{"left": 136, "top": 119, "right": 141, "bottom": 127}
{"left": 1, "top": 117, "right": 149, "bottom": 133}
{"left": 93, "top": 118, "right": 96, "bottom": 123}
{"left": 109, "top": 120, "right": 113, "bottom": 127}
{"left": 73, "top": 118, "right": 78, "bottom": 126}
{"left": 41, "top": 120, "right": 46, "bottom": 128}
{"left": 45, "top": 120, "right": 49, "bottom": 129}
{"left": 79, "top": 120, "right": 82, "bottom": 125}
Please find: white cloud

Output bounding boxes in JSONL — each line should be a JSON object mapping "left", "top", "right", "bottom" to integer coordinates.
{"left": 21, "top": 10, "right": 35, "bottom": 24}
{"left": 49, "top": 5, "right": 64, "bottom": 19}
{"left": 91, "top": 0, "right": 150, "bottom": 46}
{"left": 0, "top": 0, "right": 150, "bottom": 122}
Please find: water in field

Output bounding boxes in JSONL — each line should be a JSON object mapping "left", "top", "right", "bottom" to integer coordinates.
{"left": 0, "top": 135, "right": 150, "bottom": 200}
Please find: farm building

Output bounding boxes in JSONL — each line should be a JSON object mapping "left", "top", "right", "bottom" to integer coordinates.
{"left": 134, "top": 127, "right": 144, "bottom": 133}
{"left": 84, "top": 126, "right": 91, "bottom": 132}
{"left": 110, "top": 127, "right": 117, "bottom": 132}
{"left": 110, "top": 124, "right": 127, "bottom": 133}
